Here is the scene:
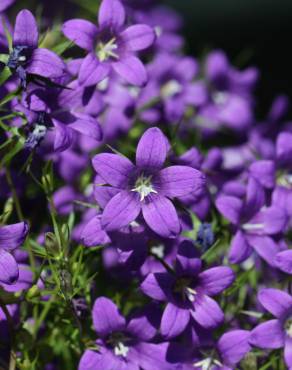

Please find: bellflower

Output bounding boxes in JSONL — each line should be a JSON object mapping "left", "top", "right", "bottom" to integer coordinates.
{"left": 250, "top": 288, "right": 292, "bottom": 369}
{"left": 216, "top": 176, "right": 288, "bottom": 266}
{"left": 7, "top": 9, "right": 67, "bottom": 88}
{"left": 0, "top": 222, "right": 29, "bottom": 284}
{"left": 192, "top": 330, "right": 251, "bottom": 370}
{"left": 140, "top": 241, "right": 234, "bottom": 338}
{"left": 62, "top": 0, "right": 156, "bottom": 87}
{"left": 78, "top": 297, "right": 175, "bottom": 370}
{"left": 92, "top": 127, "right": 205, "bottom": 238}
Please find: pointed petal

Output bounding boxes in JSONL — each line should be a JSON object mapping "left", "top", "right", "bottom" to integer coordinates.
{"left": 81, "top": 216, "right": 111, "bottom": 247}
{"left": 244, "top": 177, "right": 265, "bottom": 219}
{"left": 176, "top": 240, "right": 202, "bottom": 276}
{"left": 218, "top": 330, "right": 251, "bottom": 367}
{"left": 79, "top": 53, "right": 110, "bottom": 87}
{"left": 120, "top": 25, "right": 155, "bottom": 51}
{"left": 136, "top": 127, "right": 169, "bottom": 171}
{"left": 69, "top": 114, "right": 102, "bottom": 141}
{"left": 53, "top": 120, "right": 74, "bottom": 152}
{"left": 275, "top": 250, "right": 292, "bottom": 274}
{"left": 155, "top": 166, "right": 205, "bottom": 198}
{"left": 247, "top": 235, "right": 279, "bottom": 266}
{"left": 198, "top": 266, "right": 235, "bottom": 296}
{"left": 215, "top": 195, "right": 243, "bottom": 225}
{"left": 27, "top": 48, "right": 67, "bottom": 79}
{"left": 276, "top": 132, "right": 292, "bottom": 166}
{"left": 92, "top": 296, "right": 126, "bottom": 336}
{"left": 127, "top": 304, "right": 161, "bottom": 341}
{"left": 13, "top": 9, "right": 38, "bottom": 48}
{"left": 285, "top": 336, "right": 292, "bottom": 368}
{"left": 262, "top": 206, "right": 287, "bottom": 235}
{"left": 229, "top": 230, "right": 252, "bottom": 264}
{"left": 112, "top": 56, "right": 147, "bottom": 87}
{"left": 98, "top": 0, "right": 125, "bottom": 31}
{"left": 250, "top": 320, "right": 284, "bottom": 349}
{"left": 160, "top": 303, "right": 190, "bottom": 339}
{"left": 192, "top": 295, "right": 224, "bottom": 329}
{"left": 0, "top": 222, "right": 28, "bottom": 250}
{"left": 92, "top": 153, "right": 134, "bottom": 188}
{"left": 62, "top": 19, "right": 97, "bottom": 50}
{"left": 258, "top": 288, "right": 292, "bottom": 319}
{"left": 140, "top": 272, "right": 173, "bottom": 301}
{"left": 101, "top": 191, "right": 141, "bottom": 231}
{"left": 249, "top": 160, "right": 275, "bottom": 189}
{"left": 78, "top": 349, "right": 103, "bottom": 370}
{"left": 94, "top": 185, "right": 120, "bottom": 209}
{"left": 142, "top": 194, "right": 180, "bottom": 238}
{"left": 0, "top": 250, "right": 19, "bottom": 284}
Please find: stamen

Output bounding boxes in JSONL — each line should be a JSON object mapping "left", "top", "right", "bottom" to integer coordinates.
{"left": 114, "top": 342, "right": 129, "bottom": 358}
{"left": 97, "top": 38, "right": 119, "bottom": 62}
{"left": 242, "top": 223, "right": 264, "bottom": 231}
{"left": 161, "top": 80, "right": 182, "bottom": 98}
{"left": 131, "top": 174, "right": 157, "bottom": 201}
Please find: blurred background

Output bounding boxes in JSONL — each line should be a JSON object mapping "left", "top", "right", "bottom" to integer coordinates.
{"left": 164, "top": 0, "right": 292, "bottom": 116}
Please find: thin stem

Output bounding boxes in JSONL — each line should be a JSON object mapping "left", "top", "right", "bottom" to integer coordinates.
{"left": 5, "top": 167, "right": 24, "bottom": 221}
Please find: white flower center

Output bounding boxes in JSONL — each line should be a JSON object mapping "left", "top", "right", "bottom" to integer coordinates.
{"left": 277, "top": 173, "right": 292, "bottom": 188}
{"left": 161, "top": 80, "right": 182, "bottom": 98}
{"left": 285, "top": 318, "right": 292, "bottom": 337}
{"left": 242, "top": 223, "right": 264, "bottom": 231}
{"left": 212, "top": 92, "right": 228, "bottom": 105}
{"left": 194, "top": 357, "right": 222, "bottom": 370}
{"left": 114, "top": 342, "right": 129, "bottom": 358}
{"left": 131, "top": 174, "right": 157, "bottom": 201}
{"left": 97, "top": 38, "right": 118, "bottom": 62}
{"left": 185, "top": 287, "right": 197, "bottom": 302}
{"left": 151, "top": 244, "right": 165, "bottom": 258}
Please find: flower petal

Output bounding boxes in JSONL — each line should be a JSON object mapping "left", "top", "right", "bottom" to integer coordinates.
{"left": 13, "top": 9, "right": 38, "bottom": 48}
{"left": 285, "top": 336, "right": 292, "bottom": 368}
{"left": 276, "top": 132, "right": 292, "bottom": 167}
{"left": 191, "top": 295, "right": 224, "bottom": 329}
{"left": 0, "top": 222, "right": 28, "bottom": 250}
{"left": 136, "top": 127, "right": 169, "bottom": 171}
{"left": 0, "top": 249, "right": 19, "bottom": 284}
{"left": 79, "top": 53, "right": 110, "bottom": 87}
{"left": 142, "top": 194, "right": 180, "bottom": 238}
{"left": 198, "top": 266, "right": 235, "bottom": 296}
{"left": 249, "top": 160, "right": 275, "bottom": 189}
{"left": 69, "top": 114, "right": 102, "bottom": 141}
{"left": 247, "top": 235, "right": 279, "bottom": 266}
{"left": 27, "top": 48, "right": 67, "bottom": 79}
{"left": 140, "top": 272, "right": 173, "bottom": 301}
{"left": 62, "top": 19, "right": 97, "bottom": 51}
{"left": 92, "top": 297, "right": 125, "bottom": 337}
{"left": 120, "top": 25, "right": 155, "bottom": 51}
{"left": 92, "top": 153, "right": 134, "bottom": 188}
{"left": 215, "top": 195, "right": 243, "bottom": 225}
{"left": 112, "top": 56, "right": 147, "bottom": 87}
{"left": 98, "top": 0, "right": 125, "bottom": 31}
{"left": 275, "top": 250, "right": 292, "bottom": 274}
{"left": 160, "top": 303, "right": 190, "bottom": 339}
{"left": 53, "top": 120, "right": 74, "bottom": 152}
{"left": 101, "top": 191, "right": 141, "bottom": 231}
{"left": 81, "top": 216, "right": 110, "bottom": 247}
{"left": 258, "top": 288, "right": 292, "bottom": 319}
{"left": 250, "top": 320, "right": 284, "bottom": 349}
{"left": 229, "top": 230, "right": 252, "bottom": 264}
{"left": 218, "top": 330, "right": 251, "bottom": 367}
{"left": 155, "top": 165, "right": 205, "bottom": 198}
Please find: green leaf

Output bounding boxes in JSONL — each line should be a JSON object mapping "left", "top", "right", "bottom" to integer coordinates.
{"left": 0, "top": 66, "right": 11, "bottom": 86}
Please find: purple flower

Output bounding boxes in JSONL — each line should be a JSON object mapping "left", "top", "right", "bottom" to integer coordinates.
{"left": 0, "top": 222, "right": 29, "bottom": 284}
{"left": 78, "top": 297, "right": 174, "bottom": 370}
{"left": 216, "top": 177, "right": 288, "bottom": 266}
{"left": 191, "top": 330, "right": 251, "bottom": 370}
{"left": 250, "top": 288, "right": 292, "bottom": 368}
{"left": 7, "top": 9, "right": 67, "bottom": 88}
{"left": 140, "top": 241, "right": 234, "bottom": 338}
{"left": 62, "top": 0, "right": 155, "bottom": 87}
{"left": 92, "top": 127, "right": 205, "bottom": 238}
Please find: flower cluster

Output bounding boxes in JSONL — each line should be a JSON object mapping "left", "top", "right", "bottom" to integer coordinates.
{"left": 0, "top": 0, "right": 291, "bottom": 369}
